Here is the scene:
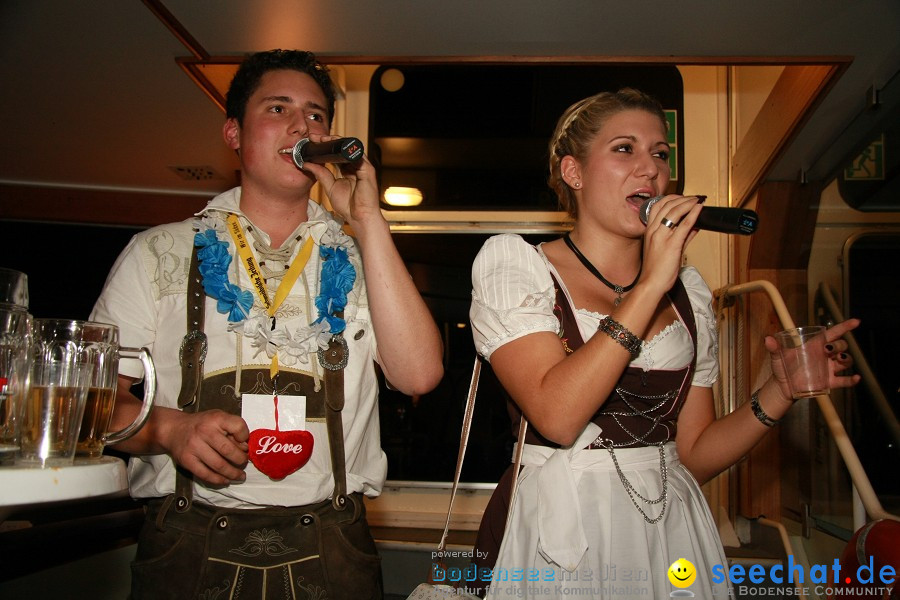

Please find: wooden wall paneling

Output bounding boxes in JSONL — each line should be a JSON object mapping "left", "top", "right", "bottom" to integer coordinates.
{"left": 732, "top": 64, "right": 842, "bottom": 208}
{"left": 0, "top": 184, "right": 210, "bottom": 227}
{"left": 735, "top": 182, "right": 821, "bottom": 519}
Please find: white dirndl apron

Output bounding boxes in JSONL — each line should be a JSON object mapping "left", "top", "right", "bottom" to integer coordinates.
{"left": 485, "top": 424, "right": 733, "bottom": 599}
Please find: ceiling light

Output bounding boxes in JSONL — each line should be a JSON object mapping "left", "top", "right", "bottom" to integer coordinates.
{"left": 383, "top": 186, "right": 423, "bottom": 207}
{"left": 380, "top": 68, "right": 405, "bottom": 92}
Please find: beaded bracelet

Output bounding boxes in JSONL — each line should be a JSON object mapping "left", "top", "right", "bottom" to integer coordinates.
{"left": 750, "top": 390, "right": 779, "bottom": 427}
{"left": 597, "top": 316, "right": 642, "bottom": 359}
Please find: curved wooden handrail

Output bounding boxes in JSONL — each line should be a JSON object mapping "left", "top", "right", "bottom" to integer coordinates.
{"left": 716, "top": 280, "right": 899, "bottom": 523}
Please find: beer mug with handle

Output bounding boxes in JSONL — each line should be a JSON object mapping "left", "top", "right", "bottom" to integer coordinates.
{"left": 76, "top": 321, "right": 156, "bottom": 458}
{"left": 18, "top": 319, "right": 94, "bottom": 466}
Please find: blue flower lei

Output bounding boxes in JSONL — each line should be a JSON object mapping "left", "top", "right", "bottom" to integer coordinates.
{"left": 194, "top": 229, "right": 254, "bottom": 322}
{"left": 314, "top": 245, "right": 355, "bottom": 334}
{"left": 193, "top": 227, "right": 356, "bottom": 336}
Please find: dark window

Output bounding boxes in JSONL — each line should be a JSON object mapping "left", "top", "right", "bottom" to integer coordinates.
{"left": 1, "top": 221, "right": 141, "bottom": 320}
{"left": 381, "top": 232, "right": 555, "bottom": 483}
{"left": 369, "top": 64, "right": 685, "bottom": 211}
{"left": 843, "top": 233, "right": 900, "bottom": 512}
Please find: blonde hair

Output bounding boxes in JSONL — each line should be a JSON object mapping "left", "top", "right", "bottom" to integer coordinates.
{"left": 548, "top": 88, "right": 667, "bottom": 218}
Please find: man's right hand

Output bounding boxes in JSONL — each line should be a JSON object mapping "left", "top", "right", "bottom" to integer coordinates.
{"left": 109, "top": 377, "right": 250, "bottom": 487}
{"left": 164, "top": 409, "right": 250, "bottom": 486}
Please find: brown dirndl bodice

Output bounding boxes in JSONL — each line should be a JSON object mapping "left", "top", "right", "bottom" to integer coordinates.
{"left": 507, "top": 272, "right": 698, "bottom": 448}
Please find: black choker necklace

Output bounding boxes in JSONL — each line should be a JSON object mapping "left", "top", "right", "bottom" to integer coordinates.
{"left": 563, "top": 233, "right": 641, "bottom": 306}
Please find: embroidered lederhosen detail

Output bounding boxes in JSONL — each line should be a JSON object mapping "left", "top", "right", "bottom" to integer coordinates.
{"left": 135, "top": 492, "right": 382, "bottom": 600}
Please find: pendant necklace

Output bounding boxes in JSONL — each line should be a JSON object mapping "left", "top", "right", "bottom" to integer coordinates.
{"left": 563, "top": 233, "right": 641, "bottom": 306}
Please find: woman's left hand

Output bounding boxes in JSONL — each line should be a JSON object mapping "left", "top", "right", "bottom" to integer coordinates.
{"left": 764, "top": 318, "right": 862, "bottom": 401}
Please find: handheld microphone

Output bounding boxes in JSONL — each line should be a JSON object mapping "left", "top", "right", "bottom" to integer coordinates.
{"left": 639, "top": 195, "right": 758, "bottom": 235}
{"left": 280, "top": 137, "right": 365, "bottom": 169}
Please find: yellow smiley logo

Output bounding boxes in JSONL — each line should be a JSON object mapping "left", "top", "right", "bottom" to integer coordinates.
{"left": 668, "top": 558, "right": 697, "bottom": 588}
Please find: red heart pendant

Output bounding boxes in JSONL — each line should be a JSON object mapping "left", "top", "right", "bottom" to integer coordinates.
{"left": 248, "top": 429, "right": 314, "bottom": 480}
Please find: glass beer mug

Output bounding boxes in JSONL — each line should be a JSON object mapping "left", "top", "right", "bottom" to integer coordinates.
{"left": 17, "top": 319, "right": 155, "bottom": 466}
{"left": 18, "top": 319, "right": 93, "bottom": 466}
{"left": 76, "top": 321, "right": 156, "bottom": 458}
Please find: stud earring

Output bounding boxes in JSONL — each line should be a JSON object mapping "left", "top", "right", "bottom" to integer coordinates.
{"left": 572, "top": 181, "right": 582, "bottom": 189}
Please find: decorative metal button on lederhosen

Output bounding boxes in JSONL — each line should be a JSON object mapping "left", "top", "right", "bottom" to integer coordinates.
{"left": 178, "top": 329, "right": 208, "bottom": 409}
{"left": 179, "top": 330, "right": 208, "bottom": 367}
{"left": 318, "top": 335, "right": 349, "bottom": 371}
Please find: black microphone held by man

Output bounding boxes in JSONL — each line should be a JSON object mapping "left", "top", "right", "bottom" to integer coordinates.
{"left": 639, "top": 195, "right": 759, "bottom": 235}
{"left": 279, "top": 137, "right": 365, "bottom": 169}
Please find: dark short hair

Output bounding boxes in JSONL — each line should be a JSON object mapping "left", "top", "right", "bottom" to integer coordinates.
{"left": 225, "top": 49, "right": 336, "bottom": 125}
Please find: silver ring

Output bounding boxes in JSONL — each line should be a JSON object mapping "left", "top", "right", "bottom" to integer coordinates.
{"left": 661, "top": 217, "right": 677, "bottom": 229}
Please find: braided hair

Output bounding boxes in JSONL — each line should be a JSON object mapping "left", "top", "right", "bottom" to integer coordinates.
{"left": 548, "top": 88, "right": 667, "bottom": 218}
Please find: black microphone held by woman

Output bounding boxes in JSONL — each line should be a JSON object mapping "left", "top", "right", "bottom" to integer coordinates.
{"left": 639, "top": 195, "right": 759, "bottom": 234}
{"left": 279, "top": 137, "right": 364, "bottom": 169}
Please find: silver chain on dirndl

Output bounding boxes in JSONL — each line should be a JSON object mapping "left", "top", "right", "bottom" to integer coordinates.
{"left": 590, "top": 387, "right": 676, "bottom": 524}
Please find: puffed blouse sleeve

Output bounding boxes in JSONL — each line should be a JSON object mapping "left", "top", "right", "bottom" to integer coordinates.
{"left": 470, "top": 234, "right": 561, "bottom": 360}
{"left": 680, "top": 266, "right": 720, "bottom": 387}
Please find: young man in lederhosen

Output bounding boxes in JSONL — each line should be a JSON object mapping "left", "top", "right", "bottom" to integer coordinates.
{"left": 91, "top": 49, "right": 444, "bottom": 599}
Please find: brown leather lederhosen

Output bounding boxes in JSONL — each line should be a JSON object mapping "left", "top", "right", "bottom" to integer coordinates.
{"left": 472, "top": 270, "right": 698, "bottom": 578}
{"left": 130, "top": 243, "right": 382, "bottom": 600}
